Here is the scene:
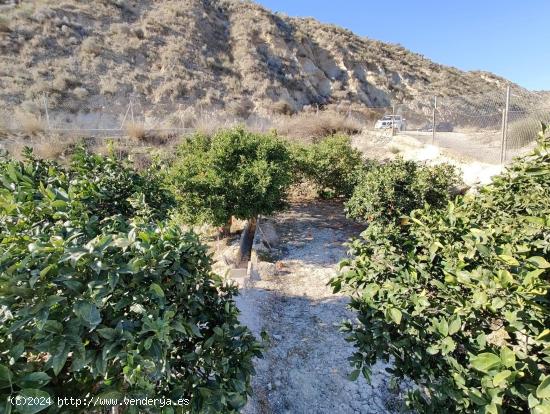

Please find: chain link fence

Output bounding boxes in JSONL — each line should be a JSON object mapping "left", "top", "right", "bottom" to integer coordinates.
{"left": 363, "top": 87, "right": 549, "bottom": 164}
{"left": 1, "top": 88, "right": 549, "bottom": 164}
{"left": 0, "top": 96, "right": 197, "bottom": 136}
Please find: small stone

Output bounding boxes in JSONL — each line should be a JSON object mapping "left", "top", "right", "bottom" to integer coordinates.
{"left": 274, "top": 380, "right": 282, "bottom": 388}
{"left": 272, "top": 334, "right": 282, "bottom": 341}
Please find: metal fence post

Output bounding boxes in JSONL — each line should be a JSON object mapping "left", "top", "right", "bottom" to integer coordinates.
{"left": 391, "top": 104, "right": 396, "bottom": 136}
{"left": 130, "top": 98, "right": 135, "bottom": 124}
{"left": 500, "top": 85, "right": 511, "bottom": 163}
{"left": 432, "top": 96, "right": 437, "bottom": 144}
{"left": 119, "top": 102, "right": 131, "bottom": 130}
{"left": 42, "top": 93, "right": 51, "bottom": 130}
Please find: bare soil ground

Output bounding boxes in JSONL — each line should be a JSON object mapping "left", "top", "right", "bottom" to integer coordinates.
{"left": 352, "top": 131, "right": 505, "bottom": 187}
{"left": 231, "top": 201, "right": 405, "bottom": 414}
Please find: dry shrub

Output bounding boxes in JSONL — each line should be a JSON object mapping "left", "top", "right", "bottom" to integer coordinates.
{"left": 6, "top": 135, "right": 78, "bottom": 160}
{"left": 125, "top": 122, "right": 147, "bottom": 141}
{"left": 0, "top": 16, "right": 11, "bottom": 33}
{"left": 99, "top": 78, "right": 119, "bottom": 95}
{"left": 130, "top": 151, "right": 153, "bottom": 171}
{"left": 52, "top": 76, "right": 69, "bottom": 92}
{"left": 15, "top": 112, "right": 44, "bottom": 135}
{"left": 125, "top": 123, "right": 178, "bottom": 146}
{"left": 389, "top": 145, "right": 401, "bottom": 154}
{"left": 33, "top": 136, "right": 78, "bottom": 160}
{"left": 141, "top": 131, "right": 178, "bottom": 146}
{"left": 4, "top": 140, "right": 27, "bottom": 159}
{"left": 80, "top": 37, "right": 102, "bottom": 56}
{"left": 179, "top": 108, "right": 197, "bottom": 128}
{"left": 226, "top": 98, "right": 254, "bottom": 118}
{"left": 272, "top": 99, "right": 295, "bottom": 115}
{"left": 274, "top": 110, "right": 363, "bottom": 141}
{"left": 73, "top": 87, "right": 89, "bottom": 100}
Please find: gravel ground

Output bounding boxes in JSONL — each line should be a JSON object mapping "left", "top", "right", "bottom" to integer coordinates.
{"left": 232, "top": 201, "right": 405, "bottom": 414}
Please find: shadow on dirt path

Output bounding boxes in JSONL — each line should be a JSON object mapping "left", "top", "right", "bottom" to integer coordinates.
{"left": 235, "top": 201, "right": 405, "bottom": 414}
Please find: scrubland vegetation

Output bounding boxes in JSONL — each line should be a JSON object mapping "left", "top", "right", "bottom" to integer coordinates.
{"left": 0, "top": 0, "right": 537, "bottom": 121}
{"left": 0, "top": 120, "right": 548, "bottom": 413}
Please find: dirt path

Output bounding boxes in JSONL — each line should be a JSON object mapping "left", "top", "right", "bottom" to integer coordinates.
{"left": 234, "top": 201, "right": 402, "bottom": 414}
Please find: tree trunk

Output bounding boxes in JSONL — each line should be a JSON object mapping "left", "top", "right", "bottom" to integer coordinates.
{"left": 220, "top": 216, "right": 233, "bottom": 237}
{"left": 236, "top": 217, "right": 257, "bottom": 267}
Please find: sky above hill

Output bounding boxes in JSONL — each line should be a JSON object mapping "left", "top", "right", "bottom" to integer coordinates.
{"left": 256, "top": 0, "right": 550, "bottom": 91}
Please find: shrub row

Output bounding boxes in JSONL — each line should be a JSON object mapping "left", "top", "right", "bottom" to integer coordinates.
{"left": 166, "top": 128, "right": 459, "bottom": 228}
{"left": 0, "top": 149, "right": 261, "bottom": 413}
{"left": 331, "top": 126, "right": 550, "bottom": 413}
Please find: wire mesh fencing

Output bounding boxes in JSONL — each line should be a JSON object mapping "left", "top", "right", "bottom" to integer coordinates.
{"left": 362, "top": 87, "right": 549, "bottom": 164}
{"left": 403, "top": 92, "right": 507, "bottom": 164}
{"left": 1, "top": 88, "right": 549, "bottom": 164}
{"left": 506, "top": 91, "right": 550, "bottom": 156}
{"left": 0, "top": 95, "right": 198, "bottom": 136}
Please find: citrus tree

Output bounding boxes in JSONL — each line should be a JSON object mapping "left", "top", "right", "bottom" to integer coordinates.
{"left": 167, "top": 127, "right": 293, "bottom": 229}
{"left": 0, "top": 149, "right": 261, "bottom": 413}
{"left": 331, "top": 126, "right": 550, "bottom": 413}
{"left": 291, "top": 134, "right": 366, "bottom": 198}
{"left": 345, "top": 158, "right": 460, "bottom": 223}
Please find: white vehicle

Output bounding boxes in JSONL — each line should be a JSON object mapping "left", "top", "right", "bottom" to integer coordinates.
{"left": 374, "top": 115, "right": 407, "bottom": 131}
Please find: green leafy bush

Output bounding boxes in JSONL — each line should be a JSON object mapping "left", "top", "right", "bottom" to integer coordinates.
{"left": 345, "top": 158, "right": 460, "bottom": 223}
{"left": 0, "top": 149, "right": 261, "bottom": 413}
{"left": 331, "top": 127, "right": 550, "bottom": 413}
{"left": 69, "top": 148, "right": 175, "bottom": 221}
{"left": 167, "top": 127, "right": 293, "bottom": 227}
{"left": 291, "top": 134, "right": 365, "bottom": 198}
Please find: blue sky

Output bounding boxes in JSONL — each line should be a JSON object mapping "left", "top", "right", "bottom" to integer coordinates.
{"left": 256, "top": 0, "right": 550, "bottom": 91}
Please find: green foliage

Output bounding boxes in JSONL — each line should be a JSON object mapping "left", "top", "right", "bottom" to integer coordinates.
{"left": 69, "top": 148, "right": 175, "bottom": 221}
{"left": 330, "top": 126, "right": 550, "bottom": 412}
{"left": 291, "top": 134, "right": 366, "bottom": 198}
{"left": 167, "top": 127, "right": 293, "bottom": 226}
{"left": 0, "top": 149, "right": 261, "bottom": 413}
{"left": 345, "top": 158, "right": 460, "bottom": 223}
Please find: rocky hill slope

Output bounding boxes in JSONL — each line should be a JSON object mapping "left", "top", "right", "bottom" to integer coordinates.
{"left": 0, "top": 0, "right": 539, "bottom": 117}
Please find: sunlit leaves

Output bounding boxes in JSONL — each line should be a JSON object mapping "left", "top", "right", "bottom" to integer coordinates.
{"left": 331, "top": 126, "right": 550, "bottom": 412}
{"left": 167, "top": 127, "right": 293, "bottom": 226}
{"left": 0, "top": 149, "right": 261, "bottom": 413}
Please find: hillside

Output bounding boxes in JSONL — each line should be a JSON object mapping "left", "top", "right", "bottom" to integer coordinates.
{"left": 0, "top": 0, "right": 539, "bottom": 118}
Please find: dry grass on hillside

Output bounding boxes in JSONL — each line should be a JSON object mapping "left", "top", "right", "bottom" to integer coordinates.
{"left": 15, "top": 112, "right": 44, "bottom": 136}
{"left": 0, "top": 0, "right": 535, "bottom": 121}
{"left": 125, "top": 122, "right": 147, "bottom": 141}
{"left": 273, "top": 111, "right": 363, "bottom": 141}
{"left": 4, "top": 133, "right": 79, "bottom": 161}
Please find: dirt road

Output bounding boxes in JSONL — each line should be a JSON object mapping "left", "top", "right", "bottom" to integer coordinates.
{"left": 234, "top": 201, "right": 403, "bottom": 414}
{"left": 401, "top": 130, "right": 509, "bottom": 163}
